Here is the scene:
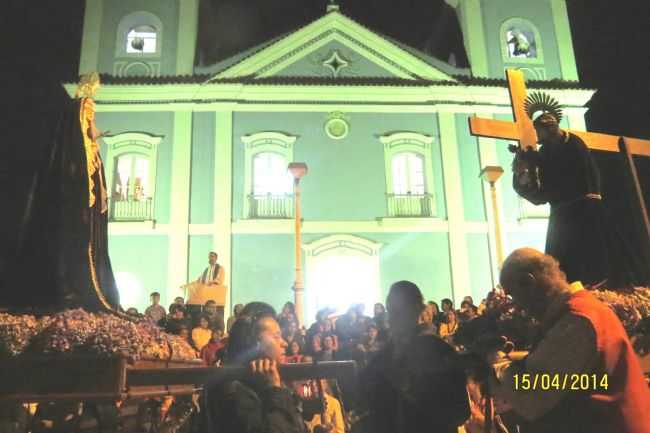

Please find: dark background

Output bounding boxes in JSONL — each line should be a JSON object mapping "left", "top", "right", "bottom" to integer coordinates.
{"left": 2, "top": 0, "right": 650, "bottom": 283}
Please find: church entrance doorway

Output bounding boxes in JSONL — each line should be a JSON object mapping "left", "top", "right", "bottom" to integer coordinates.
{"left": 303, "top": 235, "right": 382, "bottom": 321}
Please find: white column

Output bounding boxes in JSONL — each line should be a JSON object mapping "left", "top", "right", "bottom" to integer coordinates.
{"left": 167, "top": 111, "right": 193, "bottom": 302}
{"left": 78, "top": 0, "right": 103, "bottom": 74}
{"left": 176, "top": 0, "right": 199, "bottom": 75}
{"left": 476, "top": 113, "right": 506, "bottom": 287}
{"left": 438, "top": 111, "right": 472, "bottom": 304}
{"left": 214, "top": 109, "right": 234, "bottom": 323}
{"left": 549, "top": 0, "right": 579, "bottom": 81}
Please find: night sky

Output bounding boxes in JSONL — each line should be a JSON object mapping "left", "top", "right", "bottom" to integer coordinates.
{"left": 2, "top": 0, "right": 650, "bottom": 273}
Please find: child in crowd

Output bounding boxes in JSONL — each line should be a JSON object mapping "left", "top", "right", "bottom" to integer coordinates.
{"left": 192, "top": 314, "right": 213, "bottom": 351}
{"left": 144, "top": 291, "right": 166, "bottom": 325}
{"left": 200, "top": 328, "right": 225, "bottom": 366}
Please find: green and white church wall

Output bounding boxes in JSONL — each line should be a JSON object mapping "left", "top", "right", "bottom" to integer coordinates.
{"left": 232, "top": 111, "right": 446, "bottom": 222}
{"left": 190, "top": 112, "right": 215, "bottom": 224}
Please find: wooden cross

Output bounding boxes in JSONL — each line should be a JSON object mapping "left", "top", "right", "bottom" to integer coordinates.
{"left": 468, "top": 69, "right": 650, "bottom": 258}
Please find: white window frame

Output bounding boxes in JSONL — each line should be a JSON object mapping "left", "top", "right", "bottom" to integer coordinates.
{"left": 379, "top": 132, "right": 436, "bottom": 216}
{"left": 115, "top": 11, "right": 163, "bottom": 59}
{"left": 500, "top": 17, "right": 544, "bottom": 65}
{"left": 103, "top": 132, "right": 163, "bottom": 220}
{"left": 242, "top": 132, "right": 298, "bottom": 219}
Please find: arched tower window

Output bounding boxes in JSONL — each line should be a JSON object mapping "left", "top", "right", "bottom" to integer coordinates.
{"left": 115, "top": 11, "right": 163, "bottom": 58}
{"left": 500, "top": 18, "right": 544, "bottom": 64}
{"left": 126, "top": 25, "right": 158, "bottom": 54}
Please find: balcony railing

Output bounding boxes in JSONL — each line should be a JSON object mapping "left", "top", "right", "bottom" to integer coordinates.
{"left": 387, "top": 193, "right": 433, "bottom": 217}
{"left": 248, "top": 194, "right": 294, "bottom": 219}
{"left": 110, "top": 197, "right": 154, "bottom": 222}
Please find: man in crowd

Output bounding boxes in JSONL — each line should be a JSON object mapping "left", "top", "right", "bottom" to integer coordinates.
{"left": 145, "top": 291, "right": 166, "bottom": 325}
{"left": 203, "top": 299, "right": 225, "bottom": 333}
{"left": 360, "top": 280, "right": 469, "bottom": 433}
{"left": 490, "top": 248, "right": 650, "bottom": 433}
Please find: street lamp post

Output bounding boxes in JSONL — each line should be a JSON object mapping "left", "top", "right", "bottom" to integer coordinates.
{"left": 480, "top": 165, "right": 505, "bottom": 269}
{"left": 288, "top": 162, "right": 308, "bottom": 326}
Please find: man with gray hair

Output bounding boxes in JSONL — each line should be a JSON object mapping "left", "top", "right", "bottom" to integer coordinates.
{"left": 489, "top": 247, "right": 650, "bottom": 433}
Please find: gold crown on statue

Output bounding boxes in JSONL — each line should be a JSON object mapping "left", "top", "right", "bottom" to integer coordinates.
{"left": 524, "top": 91, "right": 563, "bottom": 124}
{"left": 75, "top": 72, "right": 101, "bottom": 98}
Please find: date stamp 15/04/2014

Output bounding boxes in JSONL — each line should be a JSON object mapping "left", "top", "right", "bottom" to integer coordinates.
{"left": 513, "top": 373, "right": 609, "bottom": 391}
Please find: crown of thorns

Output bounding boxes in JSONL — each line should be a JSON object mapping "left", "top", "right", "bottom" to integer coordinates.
{"left": 524, "top": 91, "right": 563, "bottom": 123}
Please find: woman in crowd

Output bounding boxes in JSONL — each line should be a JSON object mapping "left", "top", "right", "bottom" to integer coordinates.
{"left": 427, "top": 301, "right": 443, "bottom": 328}
{"left": 192, "top": 314, "right": 213, "bottom": 351}
{"left": 441, "top": 298, "right": 454, "bottom": 314}
{"left": 316, "top": 334, "right": 337, "bottom": 362}
{"left": 439, "top": 309, "right": 459, "bottom": 342}
{"left": 278, "top": 301, "right": 297, "bottom": 329}
{"left": 204, "top": 302, "right": 306, "bottom": 433}
{"left": 226, "top": 303, "right": 244, "bottom": 334}
{"left": 355, "top": 323, "right": 384, "bottom": 368}
{"left": 283, "top": 320, "right": 306, "bottom": 351}
{"left": 285, "top": 340, "right": 304, "bottom": 364}
{"left": 418, "top": 307, "right": 437, "bottom": 336}
{"left": 310, "top": 334, "right": 323, "bottom": 357}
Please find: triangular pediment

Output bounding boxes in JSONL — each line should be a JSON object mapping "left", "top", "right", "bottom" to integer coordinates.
{"left": 211, "top": 9, "right": 459, "bottom": 82}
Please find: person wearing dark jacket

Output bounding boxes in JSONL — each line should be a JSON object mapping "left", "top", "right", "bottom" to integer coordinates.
{"left": 360, "top": 281, "right": 470, "bottom": 433}
{"left": 204, "top": 302, "right": 307, "bottom": 433}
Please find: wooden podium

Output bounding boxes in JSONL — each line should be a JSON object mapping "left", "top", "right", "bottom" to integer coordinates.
{"left": 181, "top": 282, "right": 227, "bottom": 306}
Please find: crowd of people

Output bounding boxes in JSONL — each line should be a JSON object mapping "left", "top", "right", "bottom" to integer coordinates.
{"left": 120, "top": 248, "right": 650, "bottom": 433}
{"left": 128, "top": 290, "right": 485, "bottom": 374}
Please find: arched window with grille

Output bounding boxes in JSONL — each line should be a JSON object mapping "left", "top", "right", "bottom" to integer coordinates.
{"left": 380, "top": 132, "right": 436, "bottom": 217}
{"left": 103, "top": 132, "right": 163, "bottom": 222}
{"left": 242, "top": 132, "right": 298, "bottom": 219}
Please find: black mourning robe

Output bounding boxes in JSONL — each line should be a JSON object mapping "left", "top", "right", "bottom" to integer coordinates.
{"left": 0, "top": 98, "right": 120, "bottom": 311}
{"left": 514, "top": 132, "right": 641, "bottom": 286}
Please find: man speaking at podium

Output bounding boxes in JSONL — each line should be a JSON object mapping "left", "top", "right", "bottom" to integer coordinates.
{"left": 183, "top": 252, "right": 227, "bottom": 323}
{"left": 199, "top": 252, "right": 225, "bottom": 287}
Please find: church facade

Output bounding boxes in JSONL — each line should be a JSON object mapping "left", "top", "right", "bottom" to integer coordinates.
{"left": 69, "top": 0, "right": 593, "bottom": 318}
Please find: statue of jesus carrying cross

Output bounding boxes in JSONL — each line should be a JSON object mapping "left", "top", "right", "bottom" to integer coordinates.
{"left": 470, "top": 69, "right": 650, "bottom": 286}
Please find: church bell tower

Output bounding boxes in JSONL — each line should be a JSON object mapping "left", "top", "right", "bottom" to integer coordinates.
{"left": 78, "top": 0, "right": 199, "bottom": 77}
{"left": 446, "top": 0, "right": 579, "bottom": 81}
